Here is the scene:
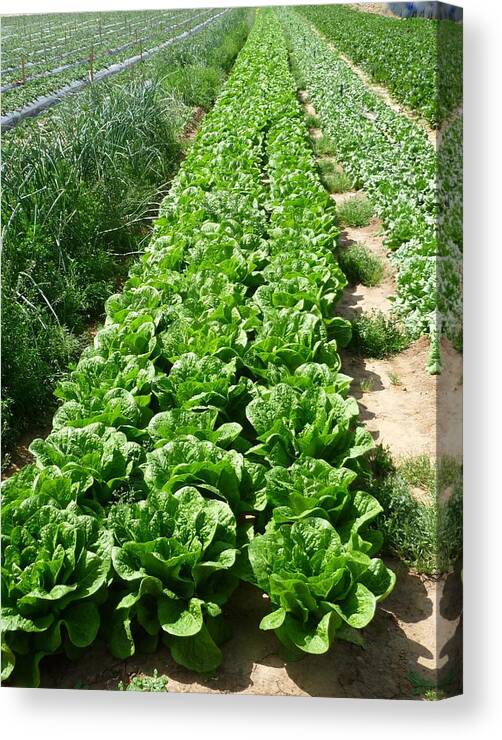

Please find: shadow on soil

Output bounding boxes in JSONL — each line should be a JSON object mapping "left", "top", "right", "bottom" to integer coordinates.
{"left": 39, "top": 562, "right": 462, "bottom": 699}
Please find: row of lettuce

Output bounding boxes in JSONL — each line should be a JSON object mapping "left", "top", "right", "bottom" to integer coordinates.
{"left": 298, "top": 4, "right": 462, "bottom": 128}
{"left": 280, "top": 8, "right": 462, "bottom": 362}
{"left": 1, "top": 10, "right": 395, "bottom": 687}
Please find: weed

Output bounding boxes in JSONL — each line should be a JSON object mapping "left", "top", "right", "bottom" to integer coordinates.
{"left": 349, "top": 310, "right": 411, "bottom": 358}
{"left": 368, "top": 449, "right": 463, "bottom": 574}
{"left": 408, "top": 671, "right": 453, "bottom": 700}
{"left": 337, "top": 194, "right": 374, "bottom": 227}
{"left": 337, "top": 243, "right": 384, "bottom": 286}
{"left": 388, "top": 371, "right": 402, "bottom": 386}
{"left": 360, "top": 378, "right": 375, "bottom": 393}
{"left": 313, "top": 134, "right": 337, "bottom": 157}
{"left": 118, "top": 669, "right": 169, "bottom": 692}
{"left": 305, "top": 113, "right": 321, "bottom": 128}
{"left": 322, "top": 170, "right": 353, "bottom": 194}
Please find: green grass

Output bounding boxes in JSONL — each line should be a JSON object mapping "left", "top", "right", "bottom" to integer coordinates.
{"left": 337, "top": 194, "right": 374, "bottom": 227}
{"left": 337, "top": 243, "right": 384, "bottom": 286}
{"left": 349, "top": 310, "right": 411, "bottom": 358}
{"left": 161, "top": 65, "right": 225, "bottom": 110}
{"left": 322, "top": 170, "right": 353, "bottom": 193}
{"left": 304, "top": 112, "right": 321, "bottom": 128}
{"left": 313, "top": 134, "right": 337, "bottom": 157}
{"left": 368, "top": 448, "right": 463, "bottom": 574}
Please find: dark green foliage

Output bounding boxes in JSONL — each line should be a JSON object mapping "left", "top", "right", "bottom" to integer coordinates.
{"left": 349, "top": 311, "right": 411, "bottom": 358}
{"left": 338, "top": 243, "right": 384, "bottom": 286}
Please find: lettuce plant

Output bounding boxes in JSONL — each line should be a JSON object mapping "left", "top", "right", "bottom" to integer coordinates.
{"left": 106, "top": 486, "right": 238, "bottom": 672}
{"left": 246, "top": 517, "right": 395, "bottom": 656}
{"left": 245, "top": 383, "right": 374, "bottom": 468}
{"left": 29, "top": 424, "right": 145, "bottom": 506}
{"left": 1, "top": 501, "right": 112, "bottom": 687}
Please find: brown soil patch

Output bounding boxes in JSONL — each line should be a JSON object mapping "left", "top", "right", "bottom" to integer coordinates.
{"left": 1, "top": 426, "right": 47, "bottom": 480}
{"left": 330, "top": 190, "right": 359, "bottom": 206}
{"left": 341, "top": 337, "right": 463, "bottom": 460}
{"left": 40, "top": 563, "right": 462, "bottom": 699}
{"left": 348, "top": 3, "right": 400, "bottom": 18}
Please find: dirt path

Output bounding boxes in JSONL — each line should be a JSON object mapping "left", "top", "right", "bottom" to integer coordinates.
{"left": 40, "top": 563, "right": 462, "bottom": 698}
{"left": 337, "top": 215, "right": 397, "bottom": 319}
{"left": 341, "top": 337, "right": 463, "bottom": 460}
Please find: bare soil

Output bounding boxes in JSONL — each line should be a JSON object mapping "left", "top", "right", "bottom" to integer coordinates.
{"left": 348, "top": 3, "right": 399, "bottom": 18}
{"left": 341, "top": 337, "right": 463, "bottom": 460}
{"left": 40, "top": 562, "right": 462, "bottom": 699}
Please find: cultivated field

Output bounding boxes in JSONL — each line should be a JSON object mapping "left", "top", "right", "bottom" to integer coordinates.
{"left": 1, "top": 5, "right": 463, "bottom": 699}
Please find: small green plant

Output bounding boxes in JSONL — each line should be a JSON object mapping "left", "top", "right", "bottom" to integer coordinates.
{"left": 118, "top": 669, "right": 169, "bottom": 692}
{"left": 305, "top": 113, "right": 321, "bottom": 128}
{"left": 337, "top": 243, "right": 384, "bottom": 286}
{"left": 360, "top": 378, "right": 375, "bottom": 393}
{"left": 313, "top": 134, "right": 336, "bottom": 157}
{"left": 408, "top": 671, "right": 452, "bottom": 700}
{"left": 350, "top": 311, "right": 411, "bottom": 358}
{"left": 388, "top": 371, "right": 402, "bottom": 386}
{"left": 337, "top": 194, "right": 374, "bottom": 227}
{"left": 322, "top": 170, "right": 353, "bottom": 194}
{"left": 368, "top": 451, "right": 463, "bottom": 574}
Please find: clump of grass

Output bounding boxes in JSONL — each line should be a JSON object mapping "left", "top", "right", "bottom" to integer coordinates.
{"left": 368, "top": 447, "right": 463, "bottom": 574}
{"left": 337, "top": 194, "right": 374, "bottom": 227}
{"left": 388, "top": 371, "right": 402, "bottom": 386}
{"left": 350, "top": 311, "right": 411, "bottom": 358}
{"left": 316, "top": 159, "right": 353, "bottom": 193}
{"left": 323, "top": 170, "right": 353, "bottom": 194}
{"left": 162, "top": 65, "right": 225, "bottom": 110}
{"left": 360, "top": 377, "right": 375, "bottom": 393}
{"left": 337, "top": 243, "right": 384, "bottom": 286}
{"left": 305, "top": 112, "right": 321, "bottom": 128}
{"left": 313, "top": 134, "right": 336, "bottom": 157}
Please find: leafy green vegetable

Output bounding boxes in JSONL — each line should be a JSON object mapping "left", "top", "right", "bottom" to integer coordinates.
{"left": 106, "top": 486, "right": 237, "bottom": 671}
{"left": 245, "top": 517, "right": 395, "bottom": 656}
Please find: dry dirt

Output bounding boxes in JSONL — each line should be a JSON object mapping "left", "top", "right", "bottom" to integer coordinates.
{"left": 348, "top": 3, "right": 399, "bottom": 18}
{"left": 41, "top": 562, "right": 462, "bottom": 699}
{"left": 337, "top": 215, "right": 398, "bottom": 319}
{"left": 341, "top": 337, "right": 463, "bottom": 460}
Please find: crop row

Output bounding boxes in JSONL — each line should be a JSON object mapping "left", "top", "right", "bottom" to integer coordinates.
{"left": 2, "top": 10, "right": 178, "bottom": 63}
{"left": 2, "top": 10, "right": 198, "bottom": 77}
{"left": 1, "top": 11, "right": 216, "bottom": 116}
{"left": 298, "top": 4, "right": 462, "bottom": 127}
{"left": 1, "top": 9, "right": 394, "bottom": 687}
{"left": 279, "top": 8, "right": 462, "bottom": 355}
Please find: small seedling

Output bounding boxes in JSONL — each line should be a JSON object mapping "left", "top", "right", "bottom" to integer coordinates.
{"left": 337, "top": 194, "right": 374, "bottom": 227}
